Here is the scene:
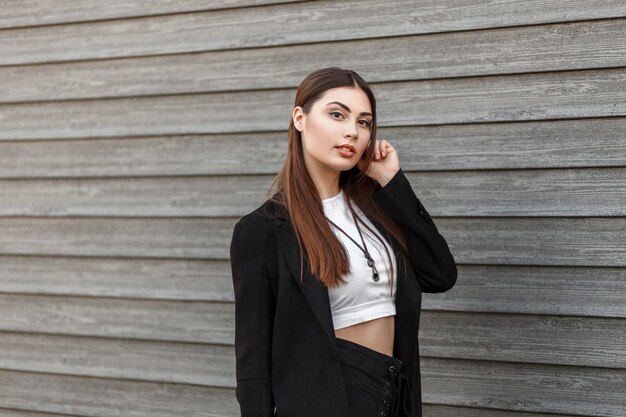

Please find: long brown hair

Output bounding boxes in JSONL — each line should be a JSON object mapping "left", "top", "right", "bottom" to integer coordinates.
{"left": 267, "top": 67, "right": 410, "bottom": 293}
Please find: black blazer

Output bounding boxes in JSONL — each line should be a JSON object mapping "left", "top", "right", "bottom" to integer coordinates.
{"left": 230, "top": 168, "right": 457, "bottom": 417}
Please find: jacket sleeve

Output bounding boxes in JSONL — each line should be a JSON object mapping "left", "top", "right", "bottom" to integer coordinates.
{"left": 230, "top": 214, "right": 276, "bottom": 417}
{"left": 372, "top": 168, "right": 457, "bottom": 293}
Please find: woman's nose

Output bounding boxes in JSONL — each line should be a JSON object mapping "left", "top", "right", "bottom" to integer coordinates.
{"left": 345, "top": 123, "right": 358, "bottom": 138}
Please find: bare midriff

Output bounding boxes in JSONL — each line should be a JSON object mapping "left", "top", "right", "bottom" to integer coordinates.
{"left": 334, "top": 315, "right": 395, "bottom": 356}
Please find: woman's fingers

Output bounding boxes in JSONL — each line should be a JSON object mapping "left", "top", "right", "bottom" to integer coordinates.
{"left": 374, "top": 139, "right": 390, "bottom": 159}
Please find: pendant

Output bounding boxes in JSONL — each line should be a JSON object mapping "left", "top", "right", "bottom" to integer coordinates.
{"left": 371, "top": 265, "right": 380, "bottom": 282}
{"left": 366, "top": 254, "right": 379, "bottom": 281}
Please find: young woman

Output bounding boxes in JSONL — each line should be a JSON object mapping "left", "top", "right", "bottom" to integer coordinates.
{"left": 230, "top": 67, "right": 457, "bottom": 417}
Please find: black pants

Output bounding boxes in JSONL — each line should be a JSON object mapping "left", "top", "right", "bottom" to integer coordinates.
{"left": 336, "top": 337, "right": 415, "bottom": 417}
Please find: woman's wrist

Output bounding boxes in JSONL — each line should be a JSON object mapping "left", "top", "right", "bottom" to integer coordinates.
{"left": 376, "top": 169, "right": 400, "bottom": 188}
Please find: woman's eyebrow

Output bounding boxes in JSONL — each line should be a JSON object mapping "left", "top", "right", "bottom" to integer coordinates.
{"left": 326, "top": 101, "right": 372, "bottom": 117}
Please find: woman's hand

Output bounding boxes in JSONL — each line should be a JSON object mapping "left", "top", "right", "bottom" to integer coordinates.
{"left": 356, "top": 138, "right": 400, "bottom": 187}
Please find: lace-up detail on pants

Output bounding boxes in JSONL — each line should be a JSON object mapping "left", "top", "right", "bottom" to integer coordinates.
{"left": 336, "top": 337, "right": 416, "bottom": 417}
{"left": 385, "top": 364, "right": 414, "bottom": 417}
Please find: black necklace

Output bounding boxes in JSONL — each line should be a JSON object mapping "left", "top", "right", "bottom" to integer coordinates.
{"left": 325, "top": 209, "right": 381, "bottom": 282}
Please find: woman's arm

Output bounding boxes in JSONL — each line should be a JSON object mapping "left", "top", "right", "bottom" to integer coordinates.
{"left": 230, "top": 214, "right": 276, "bottom": 417}
{"left": 372, "top": 168, "right": 457, "bottom": 293}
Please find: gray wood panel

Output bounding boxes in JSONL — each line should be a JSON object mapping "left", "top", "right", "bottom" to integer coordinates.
{"left": 419, "top": 311, "right": 626, "bottom": 369}
{"left": 1, "top": 167, "right": 625, "bottom": 217}
{"left": 0, "top": 0, "right": 304, "bottom": 29}
{"left": 1, "top": 69, "right": 624, "bottom": 140}
{"left": 1, "top": 218, "right": 626, "bottom": 266}
{"left": 424, "top": 265, "right": 626, "bottom": 318}
{"left": 0, "top": 369, "right": 237, "bottom": 417}
{"left": 2, "top": 310, "right": 624, "bottom": 385}
{"left": 2, "top": 19, "right": 625, "bottom": 102}
{"left": 443, "top": 218, "right": 626, "bottom": 267}
{"left": 2, "top": 1, "right": 624, "bottom": 415}
{"left": 0, "top": 410, "right": 74, "bottom": 417}
{"left": 3, "top": 311, "right": 625, "bottom": 390}
{"left": 2, "top": 259, "right": 624, "bottom": 319}
{"left": 1, "top": 118, "right": 624, "bottom": 176}
{"left": 0, "top": 255, "right": 231, "bottom": 301}
{"left": 6, "top": 358, "right": 619, "bottom": 417}
{"left": 0, "top": 294, "right": 231, "bottom": 344}
{"left": 0, "top": 332, "right": 233, "bottom": 386}
{"left": 421, "top": 405, "right": 567, "bottom": 417}
{"left": 421, "top": 358, "right": 626, "bottom": 416}
{"left": 0, "top": 217, "right": 237, "bottom": 259}
{"left": 2, "top": 0, "right": 625, "bottom": 65}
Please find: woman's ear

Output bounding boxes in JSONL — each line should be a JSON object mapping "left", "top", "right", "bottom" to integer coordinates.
{"left": 293, "top": 106, "right": 304, "bottom": 132}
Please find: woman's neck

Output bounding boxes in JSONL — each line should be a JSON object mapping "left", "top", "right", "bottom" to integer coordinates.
{"left": 305, "top": 160, "right": 342, "bottom": 200}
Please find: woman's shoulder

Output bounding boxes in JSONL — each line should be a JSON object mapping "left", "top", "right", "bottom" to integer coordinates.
{"left": 236, "top": 191, "right": 289, "bottom": 230}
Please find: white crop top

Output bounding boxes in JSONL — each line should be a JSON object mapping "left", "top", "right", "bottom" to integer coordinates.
{"left": 322, "top": 189, "right": 397, "bottom": 330}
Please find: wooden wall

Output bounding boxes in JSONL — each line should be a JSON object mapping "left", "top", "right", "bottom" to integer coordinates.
{"left": 0, "top": 1, "right": 624, "bottom": 416}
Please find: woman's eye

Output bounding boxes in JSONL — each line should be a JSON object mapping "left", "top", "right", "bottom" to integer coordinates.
{"left": 359, "top": 120, "right": 371, "bottom": 127}
{"left": 330, "top": 112, "right": 343, "bottom": 119}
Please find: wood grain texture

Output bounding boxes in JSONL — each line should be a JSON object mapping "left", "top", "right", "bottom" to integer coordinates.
{"left": 0, "top": 369, "right": 237, "bottom": 417}
{"left": 2, "top": 18, "right": 625, "bottom": 102}
{"left": 421, "top": 405, "right": 567, "bottom": 417}
{"left": 1, "top": 69, "right": 624, "bottom": 140}
{"left": 6, "top": 355, "right": 617, "bottom": 417}
{"left": 1, "top": 217, "right": 625, "bottom": 266}
{"left": 419, "top": 311, "right": 626, "bottom": 369}
{"left": 0, "top": 0, "right": 304, "bottom": 29}
{"left": 2, "top": 259, "right": 624, "bottom": 319}
{"left": 442, "top": 218, "right": 626, "bottom": 267}
{"left": 421, "top": 358, "right": 626, "bottom": 416}
{"left": 0, "top": 167, "right": 625, "bottom": 217}
{"left": 0, "top": 410, "right": 75, "bottom": 417}
{"left": 0, "top": 217, "right": 237, "bottom": 259}
{"left": 0, "top": 332, "right": 233, "bottom": 385}
{"left": 423, "top": 265, "right": 626, "bottom": 318}
{"left": 1, "top": 1, "right": 624, "bottom": 416}
{"left": 0, "top": 294, "right": 231, "bottom": 344}
{"left": 2, "top": 316, "right": 625, "bottom": 390}
{"left": 1, "top": 117, "right": 624, "bottom": 176}
{"left": 0, "top": 255, "right": 231, "bottom": 301}
{"left": 1, "top": 0, "right": 625, "bottom": 65}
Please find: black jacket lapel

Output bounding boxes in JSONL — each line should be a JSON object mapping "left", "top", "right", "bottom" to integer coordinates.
{"left": 275, "top": 221, "right": 337, "bottom": 350}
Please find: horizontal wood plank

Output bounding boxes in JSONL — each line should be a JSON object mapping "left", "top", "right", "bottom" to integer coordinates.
{"left": 0, "top": 0, "right": 303, "bottom": 29}
{"left": 419, "top": 311, "right": 626, "bottom": 369}
{"left": 0, "top": 294, "right": 231, "bottom": 343}
{"left": 0, "top": 332, "right": 233, "bottom": 386}
{"left": 1, "top": 218, "right": 625, "bottom": 267}
{"left": 4, "top": 315, "right": 624, "bottom": 392}
{"left": 0, "top": 369, "right": 237, "bottom": 417}
{"left": 2, "top": 19, "right": 625, "bottom": 102}
{"left": 0, "top": 410, "right": 74, "bottom": 417}
{"left": 5, "top": 301, "right": 623, "bottom": 374}
{"left": 0, "top": 255, "right": 231, "bottom": 301}
{"left": 2, "top": 0, "right": 625, "bottom": 65}
{"left": 443, "top": 218, "right": 626, "bottom": 267}
{"left": 1, "top": 167, "right": 625, "bottom": 217}
{"left": 423, "top": 265, "right": 626, "bottom": 318}
{"left": 1, "top": 118, "right": 624, "bottom": 176}
{"left": 421, "top": 358, "right": 626, "bottom": 416}
{"left": 421, "top": 405, "right": 565, "bottom": 417}
{"left": 0, "top": 217, "right": 237, "bottom": 259}
{"left": 3, "top": 257, "right": 623, "bottom": 320}
{"left": 1, "top": 69, "right": 624, "bottom": 140}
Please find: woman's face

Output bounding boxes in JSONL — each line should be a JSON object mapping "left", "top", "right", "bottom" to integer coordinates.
{"left": 293, "top": 86, "right": 373, "bottom": 177}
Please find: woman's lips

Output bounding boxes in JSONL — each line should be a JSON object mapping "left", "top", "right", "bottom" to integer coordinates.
{"left": 335, "top": 144, "right": 355, "bottom": 157}
{"left": 336, "top": 147, "right": 355, "bottom": 157}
